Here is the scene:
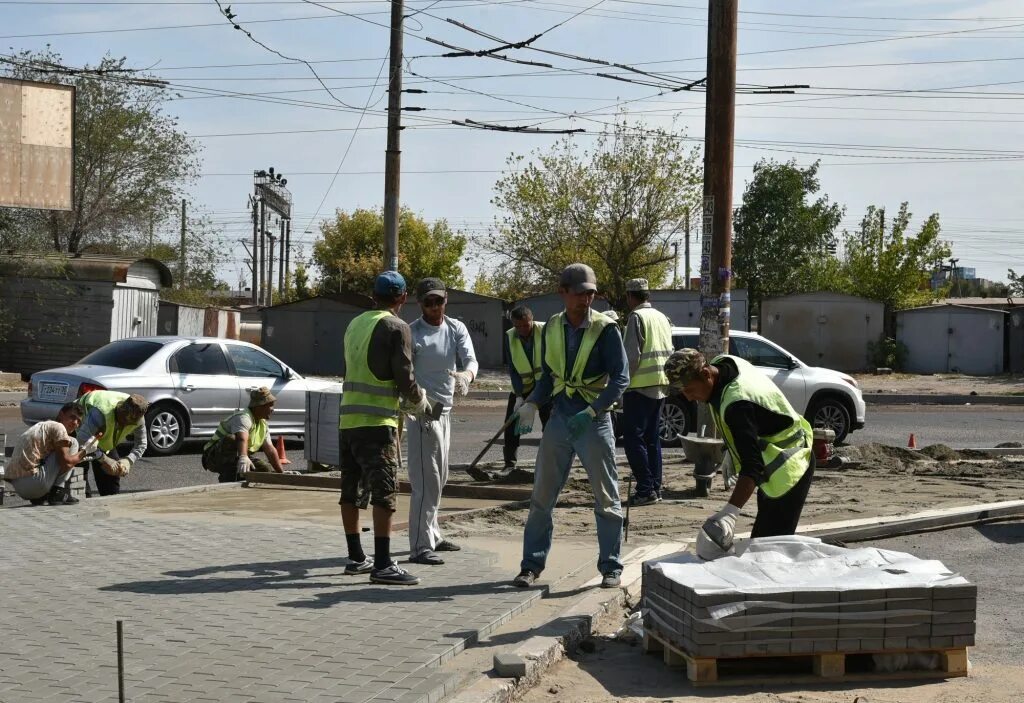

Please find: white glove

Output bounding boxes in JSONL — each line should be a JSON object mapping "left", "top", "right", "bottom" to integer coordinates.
{"left": 237, "top": 455, "right": 255, "bottom": 474}
{"left": 401, "top": 388, "right": 433, "bottom": 420}
{"left": 283, "top": 470, "right": 300, "bottom": 475}
{"left": 449, "top": 370, "right": 473, "bottom": 396}
{"left": 115, "top": 458, "right": 132, "bottom": 477}
{"left": 514, "top": 402, "right": 538, "bottom": 435}
{"left": 697, "top": 504, "right": 741, "bottom": 560}
{"left": 81, "top": 435, "right": 100, "bottom": 455}
{"left": 513, "top": 396, "right": 526, "bottom": 413}
{"left": 98, "top": 454, "right": 120, "bottom": 476}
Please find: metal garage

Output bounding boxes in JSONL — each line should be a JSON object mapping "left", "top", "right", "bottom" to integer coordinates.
{"left": 897, "top": 304, "right": 1007, "bottom": 375}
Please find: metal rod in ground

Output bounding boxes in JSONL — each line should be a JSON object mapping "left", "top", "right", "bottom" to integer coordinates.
{"left": 624, "top": 476, "right": 632, "bottom": 543}
{"left": 117, "top": 620, "right": 125, "bottom": 703}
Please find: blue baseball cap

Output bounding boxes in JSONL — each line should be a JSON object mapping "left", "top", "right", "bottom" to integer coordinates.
{"left": 374, "top": 270, "right": 407, "bottom": 296}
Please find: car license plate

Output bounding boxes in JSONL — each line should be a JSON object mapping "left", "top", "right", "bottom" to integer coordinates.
{"left": 38, "top": 382, "right": 68, "bottom": 401}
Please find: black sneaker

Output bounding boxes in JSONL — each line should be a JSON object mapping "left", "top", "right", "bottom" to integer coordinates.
{"left": 47, "top": 486, "right": 78, "bottom": 506}
{"left": 29, "top": 497, "right": 47, "bottom": 506}
{"left": 513, "top": 569, "right": 539, "bottom": 587}
{"left": 629, "top": 492, "right": 659, "bottom": 507}
{"left": 435, "top": 540, "right": 461, "bottom": 552}
{"left": 601, "top": 571, "right": 622, "bottom": 589}
{"left": 344, "top": 558, "right": 373, "bottom": 575}
{"left": 370, "top": 562, "right": 420, "bottom": 585}
{"left": 409, "top": 550, "right": 444, "bottom": 565}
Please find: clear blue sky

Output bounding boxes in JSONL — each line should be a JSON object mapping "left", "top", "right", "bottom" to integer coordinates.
{"left": 4, "top": 0, "right": 1023, "bottom": 288}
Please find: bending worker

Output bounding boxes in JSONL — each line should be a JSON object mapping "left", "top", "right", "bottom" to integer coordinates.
{"left": 664, "top": 348, "right": 815, "bottom": 560}
{"left": 4, "top": 403, "right": 90, "bottom": 505}
{"left": 339, "top": 271, "right": 432, "bottom": 586}
{"left": 621, "top": 278, "right": 673, "bottom": 506}
{"left": 202, "top": 387, "right": 286, "bottom": 482}
{"left": 407, "top": 277, "right": 478, "bottom": 566}
{"left": 512, "top": 263, "right": 628, "bottom": 590}
{"left": 501, "top": 306, "right": 551, "bottom": 473}
{"left": 76, "top": 390, "right": 149, "bottom": 496}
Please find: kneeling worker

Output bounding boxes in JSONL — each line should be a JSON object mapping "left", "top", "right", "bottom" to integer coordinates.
{"left": 77, "top": 391, "right": 149, "bottom": 496}
{"left": 4, "top": 403, "right": 91, "bottom": 505}
{"left": 202, "top": 387, "right": 286, "bottom": 482}
{"left": 664, "top": 348, "right": 814, "bottom": 560}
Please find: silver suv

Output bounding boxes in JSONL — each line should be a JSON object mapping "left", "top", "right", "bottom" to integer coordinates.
{"left": 658, "top": 328, "right": 867, "bottom": 444}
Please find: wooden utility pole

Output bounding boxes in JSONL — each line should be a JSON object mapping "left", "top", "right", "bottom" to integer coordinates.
{"left": 696, "top": 0, "right": 738, "bottom": 431}
{"left": 267, "top": 234, "right": 276, "bottom": 307}
{"left": 251, "top": 197, "right": 259, "bottom": 304}
{"left": 382, "top": 0, "right": 404, "bottom": 271}
{"left": 684, "top": 206, "right": 691, "bottom": 290}
{"left": 179, "top": 199, "right": 186, "bottom": 288}
{"left": 284, "top": 219, "right": 291, "bottom": 291}
{"left": 259, "top": 199, "right": 267, "bottom": 306}
{"left": 278, "top": 218, "right": 285, "bottom": 293}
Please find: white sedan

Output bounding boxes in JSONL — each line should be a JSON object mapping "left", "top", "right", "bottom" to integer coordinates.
{"left": 21, "top": 337, "right": 338, "bottom": 455}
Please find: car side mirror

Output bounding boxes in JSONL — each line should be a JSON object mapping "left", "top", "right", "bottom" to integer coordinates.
{"left": 788, "top": 357, "right": 799, "bottom": 370}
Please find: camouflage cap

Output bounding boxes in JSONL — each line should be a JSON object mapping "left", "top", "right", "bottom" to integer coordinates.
{"left": 119, "top": 393, "right": 150, "bottom": 419}
{"left": 664, "top": 348, "right": 707, "bottom": 388}
{"left": 249, "top": 386, "right": 277, "bottom": 408}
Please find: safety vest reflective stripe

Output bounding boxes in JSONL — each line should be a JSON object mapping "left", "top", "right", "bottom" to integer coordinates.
{"left": 544, "top": 311, "right": 613, "bottom": 404}
{"left": 507, "top": 322, "right": 544, "bottom": 393}
{"left": 340, "top": 310, "right": 401, "bottom": 430}
{"left": 628, "top": 307, "right": 673, "bottom": 390}
{"left": 78, "top": 390, "right": 140, "bottom": 452}
{"left": 711, "top": 354, "right": 812, "bottom": 499}
{"left": 204, "top": 410, "right": 267, "bottom": 453}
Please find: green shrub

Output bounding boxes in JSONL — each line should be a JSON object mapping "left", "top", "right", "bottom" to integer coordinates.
{"left": 867, "top": 336, "right": 907, "bottom": 371}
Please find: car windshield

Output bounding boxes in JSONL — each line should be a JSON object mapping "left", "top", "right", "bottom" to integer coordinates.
{"left": 78, "top": 340, "right": 163, "bottom": 369}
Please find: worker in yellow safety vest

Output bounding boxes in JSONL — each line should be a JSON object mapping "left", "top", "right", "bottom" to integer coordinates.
{"left": 511, "top": 263, "right": 629, "bottom": 590}
{"left": 665, "top": 348, "right": 815, "bottom": 560}
{"left": 201, "top": 387, "right": 287, "bottom": 482}
{"left": 500, "top": 306, "right": 552, "bottom": 471}
{"left": 621, "top": 278, "right": 674, "bottom": 507}
{"left": 76, "top": 390, "right": 149, "bottom": 496}
{"left": 337, "top": 271, "right": 432, "bottom": 586}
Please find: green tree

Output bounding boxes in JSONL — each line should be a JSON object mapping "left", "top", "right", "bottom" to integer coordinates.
{"left": 842, "top": 203, "right": 950, "bottom": 334}
{"left": 1008, "top": 269, "right": 1024, "bottom": 297}
{"left": 489, "top": 119, "right": 702, "bottom": 307}
{"left": 312, "top": 207, "right": 466, "bottom": 295}
{"left": 472, "top": 261, "right": 544, "bottom": 301}
{"left": 732, "top": 159, "right": 844, "bottom": 308}
{"left": 2, "top": 49, "right": 200, "bottom": 254}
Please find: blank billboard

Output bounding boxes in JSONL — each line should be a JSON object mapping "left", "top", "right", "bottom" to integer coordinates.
{"left": 0, "top": 77, "right": 74, "bottom": 211}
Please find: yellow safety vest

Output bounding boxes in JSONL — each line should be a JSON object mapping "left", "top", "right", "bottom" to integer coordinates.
{"left": 339, "top": 310, "right": 401, "bottom": 430}
{"left": 709, "top": 355, "right": 812, "bottom": 499}
{"left": 77, "top": 390, "right": 143, "bottom": 452}
{"left": 627, "top": 306, "right": 673, "bottom": 390}
{"left": 204, "top": 409, "right": 268, "bottom": 454}
{"left": 544, "top": 310, "right": 614, "bottom": 405}
{"left": 507, "top": 322, "right": 545, "bottom": 395}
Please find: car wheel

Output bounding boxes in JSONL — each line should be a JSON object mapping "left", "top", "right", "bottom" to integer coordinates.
{"left": 659, "top": 398, "right": 690, "bottom": 446}
{"left": 146, "top": 403, "right": 187, "bottom": 456}
{"left": 807, "top": 397, "right": 851, "bottom": 445}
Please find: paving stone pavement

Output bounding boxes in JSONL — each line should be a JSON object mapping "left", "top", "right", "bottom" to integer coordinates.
{"left": 0, "top": 506, "right": 546, "bottom": 703}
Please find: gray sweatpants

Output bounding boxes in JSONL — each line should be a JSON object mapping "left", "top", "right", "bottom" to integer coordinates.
{"left": 10, "top": 438, "right": 79, "bottom": 500}
{"left": 406, "top": 413, "right": 451, "bottom": 557}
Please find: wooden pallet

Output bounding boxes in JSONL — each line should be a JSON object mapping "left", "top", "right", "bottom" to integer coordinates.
{"left": 642, "top": 630, "right": 969, "bottom": 687}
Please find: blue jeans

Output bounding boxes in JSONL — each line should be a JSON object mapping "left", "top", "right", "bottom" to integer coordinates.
{"left": 621, "top": 391, "right": 664, "bottom": 497}
{"left": 520, "top": 411, "right": 624, "bottom": 576}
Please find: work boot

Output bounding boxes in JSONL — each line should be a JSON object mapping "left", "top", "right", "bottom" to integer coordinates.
{"left": 46, "top": 485, "right": 78, "bottom": 506}
{"left": 370, "top": 562, "right": 420, "bottom": 586}
{"left": 601, "top": 571, "right": 622, "bottom": 589}
{"left": 513, "top": 569, "right": 539, "bottom": 587}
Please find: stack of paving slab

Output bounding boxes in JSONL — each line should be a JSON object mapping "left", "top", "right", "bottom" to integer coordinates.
{"left": 642, "top": 535, "right": 976, "bottom": 659}
{"left": 67, "top": 466, "right": 86, "bottom": 501}
{"left": 304, "top": 386, "right": 344, "bottom": 466}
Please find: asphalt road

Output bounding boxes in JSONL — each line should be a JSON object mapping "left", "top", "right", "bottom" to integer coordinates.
{"left": 2, "top": 402, "right": 1023, "bottom": 508}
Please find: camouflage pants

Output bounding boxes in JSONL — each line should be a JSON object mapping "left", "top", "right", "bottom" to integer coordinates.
{"left": 202, "top": 436, "right": 274, "bottom": 483}
{"left": 338, "top": 426, "right": 399, "bottom": 512}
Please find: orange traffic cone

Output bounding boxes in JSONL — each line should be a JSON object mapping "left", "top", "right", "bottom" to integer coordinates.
{"left": 275, "top": 435, "right": 292, "bottom": 465}
{"left": 907, "top": 433, "right": 918, "bottom": 450}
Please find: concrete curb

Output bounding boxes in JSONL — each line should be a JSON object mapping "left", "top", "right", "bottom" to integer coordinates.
{"left": 85, "top": 481, "right": 234, "bottom": 503}
{"left": 863, "top": 393, "right": 1024, "bottom": 405}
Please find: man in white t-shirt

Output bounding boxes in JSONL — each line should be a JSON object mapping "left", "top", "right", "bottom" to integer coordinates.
{"left": 407, "top": 277, "right": 478, "bottom": 565}
{"left": 5, "top": 403, "right": 90, "bottom": 505}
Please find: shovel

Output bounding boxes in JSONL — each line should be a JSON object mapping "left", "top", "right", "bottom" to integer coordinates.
{"left": 466, "top": 414, "right": 519, "bottom": 481}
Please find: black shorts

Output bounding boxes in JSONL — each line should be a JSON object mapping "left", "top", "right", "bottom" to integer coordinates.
{"left": 338, "top": 426, "right": 399, "bottom": 511}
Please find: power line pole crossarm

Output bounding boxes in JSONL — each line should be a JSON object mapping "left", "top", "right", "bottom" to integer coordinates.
{"left": 696, "top": 0, "right": 738, "bottom": 432}
{"left": 382, "top": 0, "right": 404, "bottom": 272}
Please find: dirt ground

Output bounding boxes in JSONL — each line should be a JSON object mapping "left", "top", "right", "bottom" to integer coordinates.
{"left": 852, "top": 372, "right": 1024, "bottom": 396}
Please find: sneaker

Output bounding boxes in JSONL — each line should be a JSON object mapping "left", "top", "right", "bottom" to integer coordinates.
{"left": 601, "top": 571, "right": 622, "bottom": 589}
{"left": 370, "top": 562, "right": 420, "bottom": 586}
{"left": 29, "top": 497, "right": 47, "bottom": 506}
{"left": 513, "top": 569, "right": 539, "bottom": 587}
{"left": 629, "top": 492, "right": 659, "bottom": 507}
{"left": 47, "top": 487, "right": 78, "bottom": 506}
{"left": 344, "top": 558, "right": 373, "bottom": 575}
{"left": 435, "top": 540, "right": 461, "bottom": 552}
{"left": 409, "top": 550, "right": 444, "bottom": 565}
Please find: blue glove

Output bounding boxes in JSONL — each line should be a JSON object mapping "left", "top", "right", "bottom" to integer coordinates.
{"left": 567, "top": 407, "right": 597, "bottom": 440}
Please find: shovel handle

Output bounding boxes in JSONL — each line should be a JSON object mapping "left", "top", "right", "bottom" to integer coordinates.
{"left": 468, "top": 414, "right": 520, "bottom": 471}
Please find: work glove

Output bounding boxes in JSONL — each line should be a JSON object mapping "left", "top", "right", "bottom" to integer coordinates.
{"left": 97, "top": 454, "right": 120, "bottom": 476}
{"left": 513, "top": 402, "right": 538, "bottom": 435}
{"left": 512, "top": 396, "right": 526, "bottom": 413}
{"left": 401, "top": 388, "right": 433, "bottom": 421}
{"left": 237, "top": 455, "right": 255, "bottom": 475}
{"left": 449, "top": 370, "right": 473, "bottom": 397}
{"left": 567, "top": 407, "right": 597, "bottom": 441}
{"left": 115, "top": 458, "right": 132, "bottom": 477}
{"left": 81, "top": 435, "right": 100, "bottom": 455}
{"left": 697, "top": 504, "right": 741, "bottom": 560}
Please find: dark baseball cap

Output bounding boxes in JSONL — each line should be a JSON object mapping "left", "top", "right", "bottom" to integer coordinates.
{"left": 559, "top": 263, "right": 598, "bottom": 294}
{"left": 416, "top": 277, "right": 446, "bottom": 301}
{"left": 374, "top": 271, "right": 407, "bottom": 296}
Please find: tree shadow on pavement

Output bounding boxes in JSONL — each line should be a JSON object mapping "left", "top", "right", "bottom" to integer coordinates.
{"left": 278, "top": 580, "right": 523, "bottom": 609}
